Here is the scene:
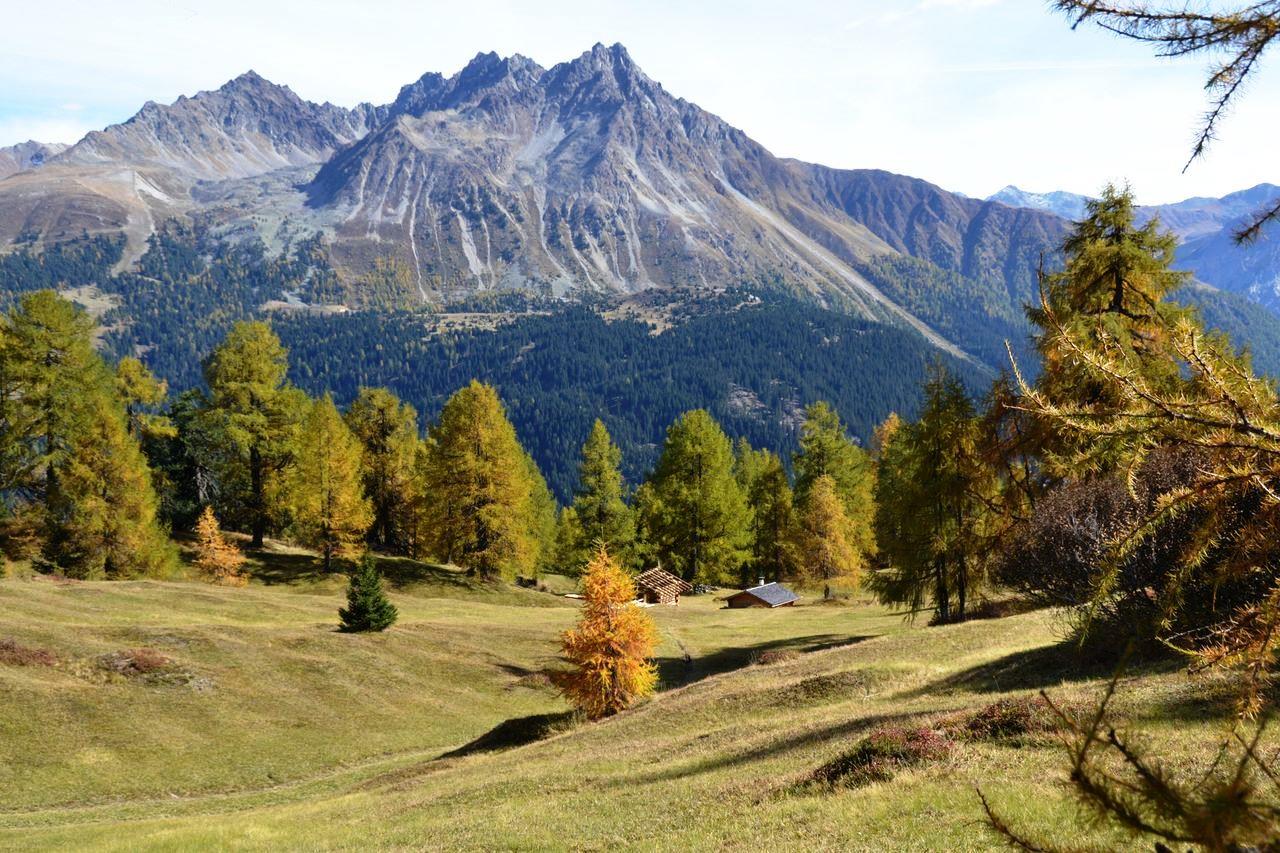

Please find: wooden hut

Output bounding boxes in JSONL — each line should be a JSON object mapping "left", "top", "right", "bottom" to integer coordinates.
{"left": 725, "top": 581, "right": 799, "bottom": 609}
{"left": 635, "top": 568, "right": 692, "bottom": 605}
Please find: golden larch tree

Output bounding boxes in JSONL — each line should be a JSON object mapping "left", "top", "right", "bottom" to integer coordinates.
{"left": 286, "top": 394, "right": 373, "bottom": 572}
{"left": 193, "top": 505, "right": 248, "bottom": 587}
{"left": 418, "top": 381, "right": 537, "bottom": 579}
{"left": 797, "top": 473, "right": 862, "bottom": 600}
{"left": 558, "top": 546, "right": 659, "bottom": 720}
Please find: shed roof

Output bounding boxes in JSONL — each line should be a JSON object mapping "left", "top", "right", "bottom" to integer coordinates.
{"left": 635, "top": 567, "right": 692, "bottom": 597}
{"left": 728, "top": 582, "right": 799, "bottom": 607}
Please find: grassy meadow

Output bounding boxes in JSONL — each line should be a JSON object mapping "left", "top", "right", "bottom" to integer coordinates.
{"left": 0, "top": 547, "right": 1251, "bottom": 851}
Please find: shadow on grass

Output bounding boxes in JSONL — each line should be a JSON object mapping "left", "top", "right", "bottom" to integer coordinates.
{"left": 440, "top": 711, "right": 580, "bottom": 758}
{"left": 246, "top": 550, "right": 330, "bottom": 585}
{"left": 656, "top": 634, "right": 872, "bottom": 688}
{"left": 903, "top": 640, "right": 1183, "bottom": 699}
{"left": 609, "top": 708, "right": 924, "bottom": 789}
{"left": 247, "top": 551, "right": 481, "bottom": 591}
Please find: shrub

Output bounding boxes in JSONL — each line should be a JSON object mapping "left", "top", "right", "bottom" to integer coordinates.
{"left": 0, "top": 638, "right": 59, "bottom": 667}
{"left": 995, "top": 448, "right": 1269, "bottom": 652}
{"left": 810, "top": 726, "right": 953, "bottom": 788}
{"left": 98, "top": 648, "right": 171, "bottom": 676}
{"left": 948, "top": 695, "right": 1068, "bottom": 742}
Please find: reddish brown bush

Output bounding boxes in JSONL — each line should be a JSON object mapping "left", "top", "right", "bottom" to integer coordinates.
{"left": 810, "top": 726, "right": 954, "bottom": 788}
{"left": 98, "top": 648, "right": 171, "bottom": 676}
{"left": 949, "top": 695, "right": 1066, "bottom": 742}
{"left": 0, "top": 638, "right": 59, "bottom": 667}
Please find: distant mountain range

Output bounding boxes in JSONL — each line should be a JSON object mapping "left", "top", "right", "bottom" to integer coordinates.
{"left": 1, "top": 43, "right": 1278, "bottom": 370}
{"left": 989, "top": 183, "right": 1280, "bottom": 314}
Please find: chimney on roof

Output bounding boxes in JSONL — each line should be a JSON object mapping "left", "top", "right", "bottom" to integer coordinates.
{"left": 757, "top": 575, "right": 765, "bottom": 588}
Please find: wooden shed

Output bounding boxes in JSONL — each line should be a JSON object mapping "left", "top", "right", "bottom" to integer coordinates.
{"left": 635, "top": 568, "right": 692, "bottom": 605}
{"left": 725, "top": 581, "right": 799, "bottom": 609}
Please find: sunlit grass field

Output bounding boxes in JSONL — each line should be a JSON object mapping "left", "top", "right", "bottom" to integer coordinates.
{"left": 0, "top": 547, "right": 1249, "bottom": 851}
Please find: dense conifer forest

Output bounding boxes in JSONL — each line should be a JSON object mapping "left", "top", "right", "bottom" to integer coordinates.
{"left": 5, "top": 222, "right": 1277, "bottom": 497}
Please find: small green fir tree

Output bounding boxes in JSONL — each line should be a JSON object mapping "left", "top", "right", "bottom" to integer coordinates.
{"left": 338, "top": 553, "right": 398, "bottom": 633}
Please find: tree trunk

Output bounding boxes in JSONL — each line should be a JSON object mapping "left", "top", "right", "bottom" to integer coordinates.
{"left": 935, "top": 555, "right": 950, "bottom": 624}
{"left": 956, "top": 553, "right": 967, "bottom": 622}
{"left": 250, "top": 444, "right": 265, "bottom": 548}
{"left": 323, "top": 545, "right": 332, "bottom": 574}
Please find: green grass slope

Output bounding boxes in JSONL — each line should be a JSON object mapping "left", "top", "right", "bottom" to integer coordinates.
{"left": 0, "top": 556, "right": 1253, "bottom": 851}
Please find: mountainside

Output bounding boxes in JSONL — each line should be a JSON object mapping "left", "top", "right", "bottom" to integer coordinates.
{"left": 0, "top": 73, "right": 381, "bottom": 256}
{"left": 0, "top": 140, "right": 67, "bottom": 180}
{"left": 2, "top": 42, "right": 1279, "bottom": 476}
{"left": 0, "top": 44, "right": 1084, "bottom": 364}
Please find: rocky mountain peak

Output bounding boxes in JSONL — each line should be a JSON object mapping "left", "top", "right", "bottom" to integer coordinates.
{"left": 52, "top": 69, "right": 377, "bottom": 181}
{"left": 391, "top": 51, "right": 546, "bottom": 118}
{"left": 0, "top": 140, "right": 69, "bottom": 180}
{"left": 544, "top": 42, "right": 661, "bottom": 108}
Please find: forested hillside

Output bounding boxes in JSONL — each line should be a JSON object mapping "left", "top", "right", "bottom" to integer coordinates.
{"left": 3, "top": 220, "right": 1277, "bottom": 497}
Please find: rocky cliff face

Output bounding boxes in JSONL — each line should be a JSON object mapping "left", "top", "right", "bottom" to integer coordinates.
{"left": 300, "top": 43, "right": 1066, "bottom": 358}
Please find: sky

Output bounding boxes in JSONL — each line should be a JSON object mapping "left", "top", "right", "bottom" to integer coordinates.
{"left": 1, "top": 0, "right": 1276, "bottom": 204}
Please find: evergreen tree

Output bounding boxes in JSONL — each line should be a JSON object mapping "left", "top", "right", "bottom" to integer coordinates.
{"left": 0, "top": 292, "right": 173, "bottom": 577}
{"left": 285, "top": 394, "right": 373, "bottom": 572}
{"left": 554, "top": 505, "right": 585, "bottom": 574}
{"left": 557, "top": 546, "right": 658, "bottom": 720}
{"left": 638, "top": 409, "right": 750, "bottom": 584}
{"left": 344, "top": 387, "right": 419, "bottom": 551}
{"left": 0, "top": 291, "right": 100, "bottom": 504}
{"left": 338, "top": 552, "right": 398, "bottom": 632}
{"left": 735, "top": 438, "right": 799, "bottom": 584}
{"left": 522, "top": 450, "right": 559, "bottom": 577}
{"left": 115, "top": 356, "right": 174, "bottom": 441}
{"left": 793, "top": 401, "right": 876, "bottom": 557}
{"left": 872, "top": 366, "right": 992, "bottom": 623}
{"left": 797, "top": 474, "right": 861, "bottom": 599}
{"left": 44, "top": 386, "right": 176, "bottom": 578}
{"left": 193, "top": 505, "right": 248, "bottom": 586}
{"left": 1027, "top": 185, "right": 1190, "bottom": 474}
{"left": 419, "top": 381, "right": 535, "bottom": 579}
{"left": 565, "top": 420, "right": 635, "bottom": 571}
{"left": 200, "top": 321, "right": 306, "bottom": 547}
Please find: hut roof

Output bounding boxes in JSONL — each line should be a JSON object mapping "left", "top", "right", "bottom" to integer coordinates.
{"left": 635, "top": 567, "right": 692, "bottom": 597}
{"left": 728, "top": 582, "right": 799, "bottom": 607}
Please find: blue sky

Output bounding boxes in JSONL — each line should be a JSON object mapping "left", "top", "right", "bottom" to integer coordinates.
{"left": 1, "top": 0, "right": 1275, "bottom": 203}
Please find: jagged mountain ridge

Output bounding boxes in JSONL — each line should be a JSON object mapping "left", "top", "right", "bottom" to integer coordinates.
{"left": 0, "top": 72, "right": 384, "bottom": 256}
{"left": 2, "top": 43, "right": 1276, "bottom": 363}
{"left": 0, "top": 44, "right": 1076, "bottom": 364}
{"left": 57, "top": 70, "right": 383, "bottom": 181}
